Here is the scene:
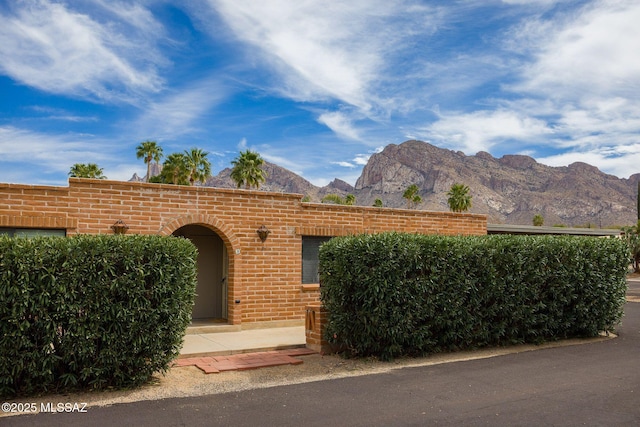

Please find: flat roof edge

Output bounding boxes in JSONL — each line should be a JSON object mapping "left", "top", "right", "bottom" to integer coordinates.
{"left": 487, "top": 224, "right": 621, "bottom": 236}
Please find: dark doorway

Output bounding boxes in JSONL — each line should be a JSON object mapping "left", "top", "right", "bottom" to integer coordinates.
{"left": 173, "top": 224, "right": 227, "bottom": 320}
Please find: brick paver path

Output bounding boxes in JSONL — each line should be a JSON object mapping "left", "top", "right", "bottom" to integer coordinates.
{"left": 173, "top": 348, "right": 316, "bottom": 374}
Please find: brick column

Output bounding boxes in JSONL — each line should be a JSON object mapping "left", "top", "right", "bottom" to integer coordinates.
{"left": 305, "top": 303, "right": 338, "bottom": 355}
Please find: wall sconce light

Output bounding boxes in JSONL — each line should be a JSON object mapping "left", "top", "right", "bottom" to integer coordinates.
{"left": 111, "top": 219, "right": 129, "bottom": 235}
{"left": 256, "top": 225, "right": 270, "bottom": 242}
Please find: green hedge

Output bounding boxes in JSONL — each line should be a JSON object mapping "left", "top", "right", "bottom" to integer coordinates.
{"left": 0, "top": 234, "right": 197, "bottom": 397}
{"left": 319, "top": 233, "right": 628, "bottom": 360}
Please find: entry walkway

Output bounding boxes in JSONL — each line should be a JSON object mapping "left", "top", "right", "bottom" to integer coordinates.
{"left": 181, "top": 326, "right": 307, "bottom": 357}
{"left": 178, "top": 325, "right": 310, "bottom": 374}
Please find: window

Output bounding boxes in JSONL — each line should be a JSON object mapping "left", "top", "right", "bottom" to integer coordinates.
{"left": 0, "top": 228, "right": 66, "bottom": 238}
{"left": 302, "top": 236, "right": 332, "bottom": 284}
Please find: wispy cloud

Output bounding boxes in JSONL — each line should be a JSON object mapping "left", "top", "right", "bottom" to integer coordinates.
{"left": 537, "top": 143, "right": 640, "bottom": 179}
{"left": 330, "top": 147, "right": 383, "bottom": 170}
{"left": 237, "top": 137, "right": 248, "bottom": 150}
{"left": 28, "top": 106, "right": 98, "bottom": 122}
{"left": 0, "top": 126, "right": 114, "bottom": 176}
{"left": 507, "top": 0, "right": 640, "bottom": 177}
{"left": 210, "top": 0, "right": 376, "bottom": 110}
{"left": 0, "top": 125, "right": 144, "bottom": 183}
{"left": 418, "top": 0, "right": 640, "bottom": 178}
{"left": 512, "top": 1, "right": 640, "bottom": 100}
{"left": 0, "top": 0, "right": 165, "bottom": 103}
{"left": 1, "top": 1, "right": 639, "bottom": 189}
{"left": 131, "top": 78, "right": 229, "bottom": 141}
{"left": 332, "top": 161, "right": 356, "bottom": 168}
{"left": 420, "top": 109, "right": 553, "bottom": 154}
{"left": 317, "top": 111, "right": 361, "bottom": 141}
{"left": 208, "top": 0, "right": 439, "bottom": 115}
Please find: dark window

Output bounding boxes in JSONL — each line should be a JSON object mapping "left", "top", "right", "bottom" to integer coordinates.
{"left": 302, "top": 236, "right": 332, "bottom": 284}
{"left": 0, "top": 228, "right": 66, "bottom": 238}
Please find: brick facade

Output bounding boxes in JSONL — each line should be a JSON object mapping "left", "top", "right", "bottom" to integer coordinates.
{"left": 0, "top": 178, "right": 487, "bottom": 328}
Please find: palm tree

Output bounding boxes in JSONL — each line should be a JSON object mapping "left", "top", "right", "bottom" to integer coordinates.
{"left": 184, "top": 148, "right": 212, "bottom": 185}
{"left": 403, "top": 184, "right": 422, "bottom": 209}
{"left": 159, "top": 153, "right": 190, "bottom": 185}
{"left": 447, "top": 183, "right": 472, "bottom": 212}
{"left": 533, "top": 214, "right": 544, "bottom": 226}
{"left": 321, "top": 194, "right": 356, "bottom": 205}
{"left": 68, "top": 163, "right": 106, "bottom": 179}
{"left": 321, "top": 194, "right": 346, "bottom": 204}
{"left": 230, "top": 150, "right": 268, "bottom": 189}
{"left": 136, "top": 140, "right": 163, "bottom": 182}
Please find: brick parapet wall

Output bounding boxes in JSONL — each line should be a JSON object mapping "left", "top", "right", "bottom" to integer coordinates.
{"left": 0, "top": 179, "right": 487, "bottom": 327}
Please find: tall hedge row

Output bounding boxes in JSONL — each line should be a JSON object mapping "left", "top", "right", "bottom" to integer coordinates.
{"left": 319, "top": 233, "right": 628, "bottom": 360}
{"left": 0, "top": 234, "right": 197, "bottom": 397}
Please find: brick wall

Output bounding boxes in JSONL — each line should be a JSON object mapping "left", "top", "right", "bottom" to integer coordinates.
{"left": 0, "top": 178, "right": 487, "bottom": 327}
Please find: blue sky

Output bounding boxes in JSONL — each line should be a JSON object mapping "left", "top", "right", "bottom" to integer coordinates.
{"left": 1, "top": 0, "right": 639, "bottom": 187}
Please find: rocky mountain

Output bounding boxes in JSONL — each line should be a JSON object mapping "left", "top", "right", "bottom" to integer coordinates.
{"left": 133, "top": 140, "right": 639, "bottom": 227}
{"left": 130, "top": 163, "right": 162, "bottom": 183}
{"left": 206, "top": 162, "right": 315, "bottom": 194}
{"left": 352, "top": 140, "right": 639, "bottom": 227}
{"left": 205, "top": 161, "right": 354, "bottom": 200}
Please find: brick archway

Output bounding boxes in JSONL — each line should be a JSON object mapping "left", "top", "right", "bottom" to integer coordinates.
{"left": 158, "top": 214, "right": 241, "bottom": 325}
{"left": 158, "top": 214, "right": 239, "bottom": 247}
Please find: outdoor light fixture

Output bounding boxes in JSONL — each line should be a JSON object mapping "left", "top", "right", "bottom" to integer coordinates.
{"left": 111, "top": 219, "right": 129, "bottom": 235}
{"left": 256, "top": 225, "right": 270, "bottom": 242}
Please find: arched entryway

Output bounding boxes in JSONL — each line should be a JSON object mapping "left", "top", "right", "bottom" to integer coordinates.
{"left": 173, "top": 224, "right": 228, "bottom": 321}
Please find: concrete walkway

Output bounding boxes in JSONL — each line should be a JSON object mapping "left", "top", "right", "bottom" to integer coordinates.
{"left": 180, "top": 326, "right": 307, "bottom": 358}
{"left": 178, "top": 325, "right": 309, "bottom": 374}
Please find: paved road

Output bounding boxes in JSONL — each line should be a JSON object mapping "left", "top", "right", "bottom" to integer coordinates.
{"left": 626, "top": 277, "right": 640, "bottom": 299}
{"left": 7, "top": 291, "right": 640, "bottom": 426}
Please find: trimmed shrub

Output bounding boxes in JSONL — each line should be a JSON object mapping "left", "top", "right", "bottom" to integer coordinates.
{"left": 320, "top": 233, "right": 628, "bottom": 360}
{"left": 0, "top": 234, "right": 197, "bottom": 397}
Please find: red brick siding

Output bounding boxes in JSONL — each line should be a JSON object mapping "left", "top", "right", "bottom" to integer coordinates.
{"left": 0, "top": 178, "right": 487, "bottom": 327}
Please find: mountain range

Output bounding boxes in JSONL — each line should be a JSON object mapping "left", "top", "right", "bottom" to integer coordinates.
{"left": 138, "top": 140, "right": 640, "bottom": 228}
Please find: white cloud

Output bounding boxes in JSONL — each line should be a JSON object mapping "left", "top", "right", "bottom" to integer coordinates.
{"left": 105, "top": 162, "right": 143, "bottom": 182}
{"left": 513, "top": 1, "right": 640, "bottom": 100}
{"left": 131, "top": 78, "right": 228, "bottom": 140}
{"left": 494, "top": 0, "right": 640, "bottom": 178}
{"left": 537, "top": 143, "right": 640, "bottom": 179}
{"left": 553, "top": 98, "right": 640, "bottom": 147}
{"left": 317, "top": 111, "right": 361, "bottom": 140}
{"left": 0, "top": 126, "right": 149, "bottom": 184}
{"left": 421, "top": 109, "right": 553, "bottom": 154}
{"left": 332, "top": 161, "right": 356, "bottom": 168}
{"left": 327, "top": 151, "right": 377, "bottom": 179}
{"left": 414, "top": 0, "right": 640, "bottom": 180}
{"left": 28, "top": 106, "right": 98, "bottom": 122}
{"left": 260, "top": 152, "right": 304, "bottom": 177}
{"left": 208, "top": 0, "right": 438, "bottom": 115}
{"left": 0, "top": 126, "right": 114, "bottom": 178}
{"left": 91, "top": 0, "right": 161, "bottom": 31}
{"left": 209, "top": 0, "right": 377, "bottom": 110}
{"left": 0, "top": 0, "right": 164, "bottom": 102}
{"left": 353, "top": 153, "right": 374, "bottom": 165}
